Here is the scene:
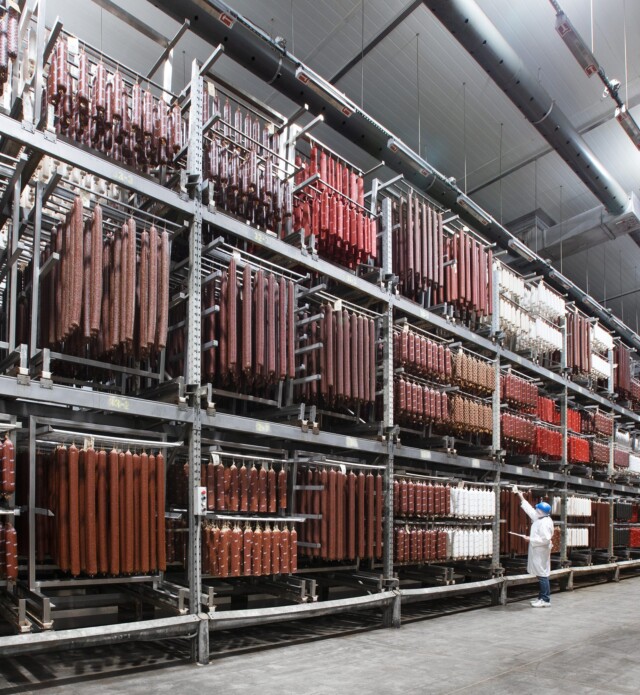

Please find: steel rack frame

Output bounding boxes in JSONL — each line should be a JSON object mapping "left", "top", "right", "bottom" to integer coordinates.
{"left": 0, "top": 0, "right": 639, "bottom": 666}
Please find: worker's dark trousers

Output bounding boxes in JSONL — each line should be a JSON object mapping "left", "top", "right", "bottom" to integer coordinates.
{"left": 538, "top": 576, "right": 550, "bottom": 603}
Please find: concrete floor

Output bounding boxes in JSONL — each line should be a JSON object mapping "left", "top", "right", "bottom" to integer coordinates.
{"left": 7, "top": 578, "right": 640, "bottom": 694}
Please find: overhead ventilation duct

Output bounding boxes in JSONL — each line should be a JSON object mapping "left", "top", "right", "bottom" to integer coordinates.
{"left": 148, "top": 0, "right": 640, "bottom": 352}
{"left": 422, "top": 0, "right": 628, "bottom": 216}
{"left": 511, "top": 194, "right": 640, "bottom": 262}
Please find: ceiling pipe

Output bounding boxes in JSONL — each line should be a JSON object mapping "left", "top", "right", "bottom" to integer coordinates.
{"left": 147, "top": 0, "right": 640, "bottom": 352}
{"left": 423, "top": 0, "right": 628, "bottom": 216}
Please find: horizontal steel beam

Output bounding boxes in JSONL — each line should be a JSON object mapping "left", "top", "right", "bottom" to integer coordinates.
{"left": 208, "top": 591, "right": 395, "bottom": 630}
{"left": 0, "top": 615, "right": 201, "bottom": 656}
{"left": 0, "top": 375, "right": 192, "bottom": 423}
{"left": 400, "top": 577, "right": 501, "bottom": 604}
{"left": 0, "top": 114, "right": 193, "bottom": 215}
{"left": 202, "top": 207, "right": 388, "bottom": 303}
{"left": 202, "top": 410, "right": 386, "bottom": 455}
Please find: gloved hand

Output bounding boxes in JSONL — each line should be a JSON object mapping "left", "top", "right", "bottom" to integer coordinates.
{"left": 511, "top": 484, "right": 519, "bottom": 495}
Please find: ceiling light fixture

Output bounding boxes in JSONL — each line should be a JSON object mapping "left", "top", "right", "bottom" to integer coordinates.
{"left": 456, "top": 194, "right": 492, "bottom": 227}
{"left": 554, "top": 11, "right": 599, "bottom": 77}
{"left": 616, "top": 106, "right": 640, "bottom": 150}
{"left": 295, "top": 67, "right": 357, "bottom": 117}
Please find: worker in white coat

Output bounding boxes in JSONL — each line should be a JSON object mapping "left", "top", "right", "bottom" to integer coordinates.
{"left": 512, "top": 486, "right": 554, "bottom": 607}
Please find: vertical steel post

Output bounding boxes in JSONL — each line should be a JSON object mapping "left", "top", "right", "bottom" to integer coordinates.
{"left": 28, "top": 415, "right": 36, "bottom": 589}
{"left": 608, "top": 490, "right": 615, "bottom": 561}
{"left": 490, "top": 263, "right": 502, "bottom": 575}
{"left": 8, "top": 183, "right": 20, "bottom": 351}
{"left": 185, "top": 60, "right": 207, "bottom": 663}
{"left": 29, "top": 182, "right": 43, "bottom": 358}
{"left": 380, "top": 195, "right": 399, "bottom": 627}
{"left": 32, "top": 0, "right": 47, "bottom": 126}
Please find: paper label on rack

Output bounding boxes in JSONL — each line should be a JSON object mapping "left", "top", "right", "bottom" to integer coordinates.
{"left": 334, "top": 299, "right": 342, "bottom": 312}
{"left": 68, "top": 36, "right": 79, "bottom": 56}
{"left": 420, "top": 450, "right": 430, "bottom": 459}
{"left": 252, "top": 230, "right": 267, "bottom": 245}
{"left": 345, "top": 436, "right": 359, "bottom": 449}
{"left": 207, "top": 81, "right": 216, "bottom": 97}
{"left": 107, "top": 395, "right": 130, "bottom": 412}
{"left": 256, "top": 422, "right": 271, "bottom": 434}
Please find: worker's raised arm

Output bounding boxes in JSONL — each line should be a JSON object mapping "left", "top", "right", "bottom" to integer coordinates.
{"left": 512, "top": 485, "right": 538, "bottom": 522}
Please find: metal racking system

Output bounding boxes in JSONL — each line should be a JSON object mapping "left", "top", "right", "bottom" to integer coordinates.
{"left": 1, "top": 0, "right": 640, "bottom": 665}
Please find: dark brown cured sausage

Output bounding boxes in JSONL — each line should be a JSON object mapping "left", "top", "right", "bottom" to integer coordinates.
{"left": 85, "top": 447, "right": 98, "bottom": 576}
{"left": 261, "top": 525, "right": 272, "bottom": 575}
{"left": 249, "top": 463, "right": 258, "bottom": 513}
{"left": 357, "top": 472, "right": 366, "bottom": 558}
{"left": 230, "top": 524, "right": 242, "bottom": 577}
{"left": 287, "top": 280, "right": 296, "bottom": 379}
{"left": 242, "top": 264, "right": 252, "bottom": 373}
{"left": 347, "top": 471, "right": 356, "bottom": 559}
{"left": 278, "top": 467, "right": 287, "bottom": 511}
{"left": 149, "top": 454, "right": 157, "bottom": 571}
{"left": 156, "top": 452, "right": 166, "bottom": 571}
{"left": 366, "top": 472, "right": 374, "bottom": 559}
{"left": 267, "top": 466, "right": 277, "bottom": 514}
{"left": 320, "top": 469, "right": 328, "bottom": 558}
{"left": 156, "top": 230, "right": 170, "bottom": 349}
{"left": 239, "top": 462, "right": 249, "bottom": 512}
{"left": 68, "top": 444, "right": 81, "bottom": 576}
{"left": 375, "top": 472, "right": 383, "bottom": 559}
{"left": 271, "top": 525, "right": 281, "bottom": 574}
{"left": 258, "top": 465, "right": 267, "bottom": 513}
{"left": 243, "top": 524, "right": 253, "bottom": 576}
{"left": 228, "top": 462, "right": 239, "bottom": 512}
{"left": 140, "top": 453, "right": 150, "bottom": 573}
{"left": 327, "top": 468, "right": 336, "bottom": 560}
{"left": 252, "top": 525, "right": 263, "bottom": 575}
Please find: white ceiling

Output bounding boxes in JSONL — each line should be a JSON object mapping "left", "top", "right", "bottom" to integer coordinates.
{"left": 47, "top": 0, "right": 640, "bottom": 323}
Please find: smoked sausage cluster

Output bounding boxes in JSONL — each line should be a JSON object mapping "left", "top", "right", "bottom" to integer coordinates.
{"left": 568, "top": 436, "right": 590, "bottom": 465}
{"left": 442, "top": 229, "right": 493, "bottom": 327}
{"left": 202, "top": 521, "right": 297, "bottom": 577}
{"left": 296, "top": 467, "right": 383, "bottom": 562}
{"left": 44, "top": 445, "right": 166, "bottom": 577}
{"left": 614, "top": 448, "right": 630, "bottom": 469}
{"left": 39, "top": 199, "right": 170, "bottom": 365}
{"left": 452, "top": 351, "right": 495, "bottom": 396}
{"left": 206, "top": 97, "right": 287, "bottom": 234}
{"left": 48, "top": 38, "right": 183, "bottom": 173}
{"left": 391, "top": 193, "right": 444, "bottom": 302}
{"left": 394, "top": 330, "right": 451, "bottom": 382}
{"left": 591, "top": 440, "right": 610, "bottom": 467}
{"left": 449, "top": 395, "right": 492, "bottom": 436}
{"left": 0, "top": 6, "right": 20, "bottom": 94}
{"left": 395, "top": 378, "right": 449, "bottom": 428}
{"left": 294, "top": 145, "right": 377, "bottom": 269}
{"left": 500, "top": 489, "right": 536, "bottom": 554}
{"left": 169, "top": 258, "right": 297, "bottom": 390}
{"left": 394, "top": 526, "right": 447, "bottom": 563}
{"left": 305, "top": 305, "right": 377, "bottom": 410}
{"left": 1, "top": 435, "right": 15, "bottom": 499}
{"left": 393, "top": 480, "right": 451, "bottom": 518}
{"left": 537, "top": 396, "right": 560, "bottom": 425}
{"left": 533, "top": 426, "right": 562, "bottom": 460}
{"left": 501, "top": 372, "right": 538, "bottom": 412}
{"left": 0, "top": 521, "right": 17, "bottom": 580}
{"left": 501, "top": 412, "right": 536, "bottom": 448}
{"left": 566, "top": 310, "right": 591, "bottom": 376}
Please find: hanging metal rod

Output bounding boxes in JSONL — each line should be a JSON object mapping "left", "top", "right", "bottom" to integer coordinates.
{"left": 42, "top": 428, "right": 181, "bottom": 449}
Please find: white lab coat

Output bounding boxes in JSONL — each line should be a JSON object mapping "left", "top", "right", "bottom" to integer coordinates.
{"left": 521, "top": 499, "right": 554, "bottom": 577}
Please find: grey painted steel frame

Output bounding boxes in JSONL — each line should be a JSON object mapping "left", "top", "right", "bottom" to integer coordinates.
{"left": 185, "top": 60, "right": 208, "bottom": 664}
